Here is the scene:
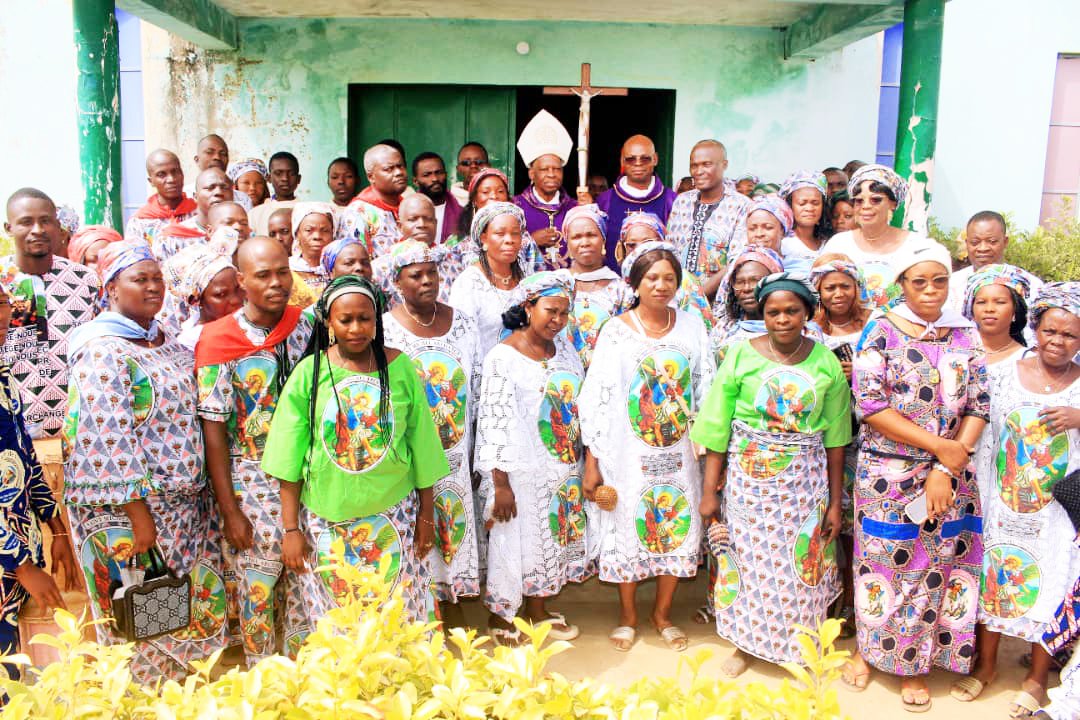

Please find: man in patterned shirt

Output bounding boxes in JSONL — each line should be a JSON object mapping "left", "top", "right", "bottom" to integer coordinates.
{"left": 2, "top": 188, "right": 99, "bottom": 589}
{"left": 665, "top": 140, "right": 750, "bottom": 301}
{"left": 124, "top": 149, "right": 197, "bottom": 245}
{"left": 196, "top": 236, "right": 312, "bottom": 665}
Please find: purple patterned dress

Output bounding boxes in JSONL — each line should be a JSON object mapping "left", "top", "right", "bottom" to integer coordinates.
{"left": 852, "top": 316, "right": 989, "bottom": 676}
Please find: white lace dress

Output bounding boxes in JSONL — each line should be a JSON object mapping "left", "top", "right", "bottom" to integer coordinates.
{"left": 474, "top": 335, "right": 591, "bottom": 620}
{"left": 579, "top": 310, "right": 715, "bottom": 582}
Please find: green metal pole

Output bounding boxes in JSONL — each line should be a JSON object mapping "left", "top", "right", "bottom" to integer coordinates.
{"left": 893, "top": 0, "right": 944, "bottom": 233}
{"left": 72, "top": 0, "right": 122, "bottom": 230}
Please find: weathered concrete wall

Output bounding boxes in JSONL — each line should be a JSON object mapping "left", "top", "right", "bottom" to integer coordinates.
{"left": 0, "top": 1, "right": 84, "bottom": 218}
{"left": 935, "top": 0, "right": 1080, "bottom": 230}
{"left": 141, "top": 17, "right": 881, "bottom": 199}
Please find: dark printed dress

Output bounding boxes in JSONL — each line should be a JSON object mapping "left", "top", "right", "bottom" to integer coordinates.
{"left": 852, "top": 317, "right": 989, "bottom": 676}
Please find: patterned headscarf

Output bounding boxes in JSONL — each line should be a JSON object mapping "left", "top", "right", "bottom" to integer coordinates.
{"left": 162, "top": 228, "right": 236, "bottom": 303}
{"left": 467, "top": 167, "right": 509, "bottom": 196}
{"left": 751, "top": 183, "right": 780, "bottom": 198}
{"left": 469, "top": 201, "right": 525, "bottom": 248}
{"left": 291, "top": 201, "right": 337, "bottom": 238}
{"left": 563, "top": 203, "right": 608, "bottom": 243}
{"left": 848, "top": 163, "right": 908, "bottom": 206}
{"left": 511, "top": 269, "right": 575, "bottom": 307}
{"left": 387, "top": 239, "right": 447, "bottom": 277}
{"left": 962, "top": 263, "right": 1032, "bottom": 320}
{"left": 619, "top": 211, "right": 666, "bottom": 242}
{"left": 778, "top": 171, "right": 827, "bottom": 201}
{"left": 620, "top": 240, "right": 679, "bottom": 280}
{"left": 720, "top": 246, "right": 785, "bottom": 299}
{"left": 315, "top": 274, "right": 385, "bottom": 324}
{"left": 226, "top": 158, "right": 268, "bottom": 183}
{"left": 735, "top": 173, "right": 759, "bottom": 186}
{"left": 97, "top": 240, "right": 156, "bottom": 285}
{"left": 1029, "top": 281, "right": 1080, "bottom": 331}
{"left": 810, "top": 257, "right": 869, "bottom": 306}
{"left": 755, "top": 271, "right": 819, "bottom": 312}
{"left": 743, "top": 194, "right": 794, "bottom": 236}
{"left": 68, "top": 225, "right": 122, "bottom": 265}
{"left": 56, "top": 204, "right": 80, "bottom": 235}
{"left": 320, "top": 236, "right": 366, "bottom": 275}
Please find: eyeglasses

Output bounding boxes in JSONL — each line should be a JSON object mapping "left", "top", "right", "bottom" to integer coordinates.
{"left": 903, "top": 276, "right": 950, "bottom": 291}
{"left": 623, "top": 155, "right": 654, "bottom": 165}
{"left": 458, "top": 159, "right": 489, "bottom": 167}
{"left": 852, "top": 196, "right": 887, "bottom": 207}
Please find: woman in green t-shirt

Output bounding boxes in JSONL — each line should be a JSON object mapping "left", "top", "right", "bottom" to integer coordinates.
{"left": 690, "top": 272, "right": 851, "bottom": 678}
{"left": 262, "top": 275, "right": 450, "bottom": 638}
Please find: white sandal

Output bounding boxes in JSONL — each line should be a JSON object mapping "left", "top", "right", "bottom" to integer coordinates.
{"left": 536, "top": 611, "right": 580, "bottom": 641}
{"left": 489, "top": 625, "right": 524, "bottom": 647}
{"left": 609, "top": 625, "right": 636, "bottom": 652}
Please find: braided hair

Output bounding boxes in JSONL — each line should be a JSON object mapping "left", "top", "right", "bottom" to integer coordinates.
{"left": 300, "top": 274, "right": 391, "bottom": 452}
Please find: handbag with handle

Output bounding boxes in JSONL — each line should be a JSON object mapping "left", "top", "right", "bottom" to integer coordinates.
{"left": 1051, "top": 469, "right": 1080, "bottom": 533}
{"left": 110, "top": 546, "right": 192, "bottom": 642}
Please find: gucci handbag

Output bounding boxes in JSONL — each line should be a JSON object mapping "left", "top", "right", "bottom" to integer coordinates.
{"left": 110, "top": 546, "right": 192, "bottom": 642}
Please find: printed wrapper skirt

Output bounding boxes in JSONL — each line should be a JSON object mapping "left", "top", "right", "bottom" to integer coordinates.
{"left": 853, "top": 451, "right": 982, "bottom": 676}
{"left": 714, "top": 421, "right": 840, "bottom": 664}
{"left": 68, "top": 488, "right": 229, "bottom": 684}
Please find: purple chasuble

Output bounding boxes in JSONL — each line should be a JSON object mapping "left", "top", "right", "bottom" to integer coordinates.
{"left": 596, "top": 178, "right": 677, "bottom": 271}
{"left": 514, "top": 186, "right": 578, "bottom": 269}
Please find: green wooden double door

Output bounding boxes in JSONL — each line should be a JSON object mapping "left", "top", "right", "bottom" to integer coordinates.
{"left": 348, "top": 84, "right": 676, "bottom": 195}
{"left": 348, "top": 85, "right": 519, "bottom": 191}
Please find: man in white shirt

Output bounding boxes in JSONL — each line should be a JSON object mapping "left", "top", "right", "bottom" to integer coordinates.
{"left": 948, "top": 210, "right": 1042, "bottom": 311}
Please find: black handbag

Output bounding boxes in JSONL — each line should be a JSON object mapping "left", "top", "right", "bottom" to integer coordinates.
{"left": 110, "top": 546, "right": 192, "bottom": 642}
{"left": 1052, "top": 469, "right": 1080, "bottom": 533}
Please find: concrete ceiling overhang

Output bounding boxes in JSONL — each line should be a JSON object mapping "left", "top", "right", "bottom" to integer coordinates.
{"left": 117, "top": 0, "right": 904, "bottom": 58}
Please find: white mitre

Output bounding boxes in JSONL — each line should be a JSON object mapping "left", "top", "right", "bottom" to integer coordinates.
{"left": 516, "top": 109, "right": 573, "bottom": 167}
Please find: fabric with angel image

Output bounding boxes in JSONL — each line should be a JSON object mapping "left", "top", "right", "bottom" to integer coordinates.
{"left": 383, "top": 309, "right": 483, "bottom": 602}
{"left": 691, "top": 340, "right": 850, "bottom": 663}
{"left": 851, "top": 316, "right": 988, "bottom": 676}
{"left": 974, "top": 362, "right": 1080, "bottom": 642}
{"left": 475, "top": 335, "right": 591, "bottom": 621}
{"left": 579, "top": 310, "right": 714, "bottom": 583}
{"left": 565, "top": 277, "right": 634, "bottom": 370}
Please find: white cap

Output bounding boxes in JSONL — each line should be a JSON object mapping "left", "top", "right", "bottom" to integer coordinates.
{"left": 893, "top": 240, "right": 953, "bottom": 282}
{"left": 516, "top": 109, "right": 573, "bottom": 167}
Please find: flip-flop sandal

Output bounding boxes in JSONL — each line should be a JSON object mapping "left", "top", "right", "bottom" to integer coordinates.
{"left": 841, "top": 662, "right": 870, "bottom": 692}
{"left": 901, "top": 687, "right": 932, "bottom": 713}
{"left": 721, "top": 652, "right": 748, "bottom": 678}
{"left": 950, "top": 675, "right": 994, "bottom": 702}
{"left": 609, "top": 625, "right": 636, "bottom": 652}
{"left": 692, "top": 603, "right": 713, "bottom": 624}
{"left": 1009, "top": 690, "right": 1045, "bottom": 718}
{"left": 536, "top": 611, "right": 580, "bottom": 641}
{"left": 490, "top": 626, "right": 524, "bottom": 647}
{"left": 658, "top": 625, "right": 688, "bottom": 652}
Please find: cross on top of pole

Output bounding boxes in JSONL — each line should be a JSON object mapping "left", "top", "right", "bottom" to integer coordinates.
{"left": 543, "top": 63, "right": 628, "bottom": 99}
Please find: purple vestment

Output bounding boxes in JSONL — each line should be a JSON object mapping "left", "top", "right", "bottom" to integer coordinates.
{"left": 596, "top": 177, "right": 677, "bottom": 271}
{"left": 439, "top": 192, "right": 464, "bottom": 242}
{"left": 514, "top": 186, "right": 578, "bottom": 269}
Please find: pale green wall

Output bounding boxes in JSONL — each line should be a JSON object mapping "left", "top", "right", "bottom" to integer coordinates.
{"left": 146, "top": 17, "right": 881, "bottom": 198}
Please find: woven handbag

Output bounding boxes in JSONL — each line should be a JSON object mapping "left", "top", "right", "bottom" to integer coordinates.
{"left": 1052, "top": 469, "right": 1080, "bottom": 533}
{"left": 111, "top": 546, "right": 192, "bottom": 642}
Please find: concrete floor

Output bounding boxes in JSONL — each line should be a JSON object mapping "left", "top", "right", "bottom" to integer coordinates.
{"left": 455, "top": 574, "right": 1053, "bottom": 719}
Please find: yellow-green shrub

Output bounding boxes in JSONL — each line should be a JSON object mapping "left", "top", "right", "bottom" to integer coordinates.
{"left": 0, "top": 547, "right": 849, "bottom": 719}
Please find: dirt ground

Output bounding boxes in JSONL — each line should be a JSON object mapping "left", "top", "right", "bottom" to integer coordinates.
{"left": 456, "top": 574, "right": 1053, "bottom": 719}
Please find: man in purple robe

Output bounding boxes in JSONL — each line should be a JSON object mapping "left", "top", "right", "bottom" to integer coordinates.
{"left": 596, "top": 135, "right": 677, "bottom": 271}
{"left": 513, "top": 110, "right": 577, "bottom": 269}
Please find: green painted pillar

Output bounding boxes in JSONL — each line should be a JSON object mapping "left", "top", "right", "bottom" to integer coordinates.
{"left": 72, "top": 0, "right": 122, "bottom": 230}
{"left": 893, "top": 0, "right": 945, "bottom": 234}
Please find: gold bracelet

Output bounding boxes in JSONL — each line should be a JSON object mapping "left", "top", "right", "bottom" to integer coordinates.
{"left": 51, "top": 532, "right": 69, "bottom": 537}
{"left": 419, "top": 517, "right": 435, "bottom": 526}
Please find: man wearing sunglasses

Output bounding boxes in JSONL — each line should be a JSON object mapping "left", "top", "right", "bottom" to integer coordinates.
{"left": 449, "top": 142, "right": 490, "bottom": 206}
{"left": 595, "top": 134, "right": 677, "bottom": 270}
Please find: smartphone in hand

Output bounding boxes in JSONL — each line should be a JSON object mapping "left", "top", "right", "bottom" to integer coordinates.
{"left": 832, "top": 342, "right": 854, "bottom": 363}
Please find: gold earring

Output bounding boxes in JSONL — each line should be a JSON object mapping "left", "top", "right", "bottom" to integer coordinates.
{"left": 328, "top": 327, "right": 336, "bottom": 344}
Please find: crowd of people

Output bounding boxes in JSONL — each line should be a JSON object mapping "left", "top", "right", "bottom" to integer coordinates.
{"left": 0, "top": 111, "right": 1078, "bottom": 718}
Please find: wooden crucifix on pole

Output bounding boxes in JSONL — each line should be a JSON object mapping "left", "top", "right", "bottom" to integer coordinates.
{"left": 544, "top": 63, "right": 627, "bottom": 200}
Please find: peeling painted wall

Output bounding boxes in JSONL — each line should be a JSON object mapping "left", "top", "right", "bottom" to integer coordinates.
{"left": 141, "top": 17, "right": 880, "bottom": 199}
{"left": 0, "top": 0, "right": 84, "bottom": 217}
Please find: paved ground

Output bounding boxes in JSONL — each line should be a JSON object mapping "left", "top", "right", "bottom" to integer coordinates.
{"left": 457, "top": 574, "right": 1050, "bottom": 719}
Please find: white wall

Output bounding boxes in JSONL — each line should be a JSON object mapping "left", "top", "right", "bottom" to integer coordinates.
{"left": 0, "top": 1, "right": 83, "bottom": 220}
{"left": 935, "top": 0, "right": 1080, "bottom": 231}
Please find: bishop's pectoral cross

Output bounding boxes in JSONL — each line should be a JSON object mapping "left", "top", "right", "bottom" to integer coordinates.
{"left": 544, "top": 63, "right": 627, "bottom": 202}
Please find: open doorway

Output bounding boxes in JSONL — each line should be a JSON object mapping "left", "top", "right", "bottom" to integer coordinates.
{"left": 513, "top": 87, "right": 676, "bottom": 196}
